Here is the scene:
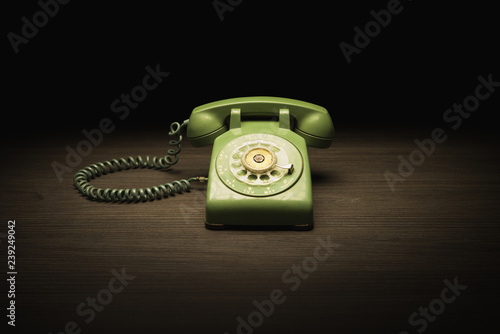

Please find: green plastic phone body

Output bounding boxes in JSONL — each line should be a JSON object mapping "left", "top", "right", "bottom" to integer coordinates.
{"left": 187, "top": 97, "right": 334, "bottom": 230}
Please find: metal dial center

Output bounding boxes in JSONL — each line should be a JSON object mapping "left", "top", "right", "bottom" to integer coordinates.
{"left": 242, "top": 147, "right": 276, "bottom": 173}
{"left": 253, "top": 154, "right": 265, "bottom": 163}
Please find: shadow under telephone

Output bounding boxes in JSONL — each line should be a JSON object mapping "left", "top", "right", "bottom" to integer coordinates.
{"left": 74, "top": 97, "right": 335, "bottom": 230}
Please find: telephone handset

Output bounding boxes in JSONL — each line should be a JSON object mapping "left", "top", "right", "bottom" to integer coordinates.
{"left": 74, "top": 96, "right": 334, "bottom": 230}
{"left": 187, "top": 96, "right": 334, "bottom": 148}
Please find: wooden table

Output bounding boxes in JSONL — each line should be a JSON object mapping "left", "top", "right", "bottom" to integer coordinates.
{"left": 1, "top": 124, "right": 499, "bottom": 333}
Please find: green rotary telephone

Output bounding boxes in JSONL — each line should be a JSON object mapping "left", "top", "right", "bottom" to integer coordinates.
{"left": 74, "top": 96, "right": 334, "bottom": 230}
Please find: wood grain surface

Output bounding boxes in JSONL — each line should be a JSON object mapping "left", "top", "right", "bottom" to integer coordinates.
{"left": 1, "top": 124, "right": 499, "bottom": 334}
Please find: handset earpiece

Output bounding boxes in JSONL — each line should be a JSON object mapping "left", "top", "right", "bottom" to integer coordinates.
{"left": 187, "top": 104, "right": 229, "bottom": 147}
{"left": 293, "top": 111, "right": 335, "bottom": 148}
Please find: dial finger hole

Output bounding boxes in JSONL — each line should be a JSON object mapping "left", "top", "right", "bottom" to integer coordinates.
{"left": 270, "top": 170, "right": 281, "bottom": 177}
{"left": 260, "top": 174, "right": 270, "bottom": 181}
{"left": 247, "top": 174, "right": 257, "bottom": 181}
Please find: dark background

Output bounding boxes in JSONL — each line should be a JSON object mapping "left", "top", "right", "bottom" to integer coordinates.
{"left": 2, "top": 1, "right": 500, "bottom": 333}
{"left": 4, "top": 1, "right": 499, "bottom": 137}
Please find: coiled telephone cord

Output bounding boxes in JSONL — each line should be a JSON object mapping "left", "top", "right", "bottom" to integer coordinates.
{"left": 73, "top": 120, "right": 207, "bottom": 202}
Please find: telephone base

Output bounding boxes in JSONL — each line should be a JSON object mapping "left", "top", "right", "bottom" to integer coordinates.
{"left": 200, "top": 106, "right": 325, "bottom": 231}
